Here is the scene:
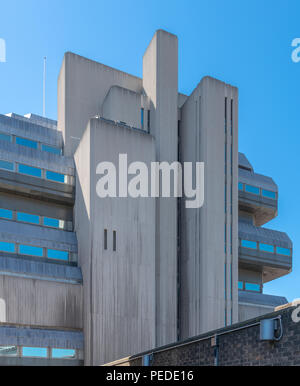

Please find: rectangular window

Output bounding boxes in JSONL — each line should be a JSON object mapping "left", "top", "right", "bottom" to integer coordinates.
{"left": 47, "top": 249, "right": 68, "bottom": 261}
{"left": 147, "top": 110, "right": 150, "bottom": 132}
{"left": 19, "top": 245, "right": 43, "bottom": 257}
{"left": 41, "top": 144, "right": 61, "bottom": 155}
{"left": 0, "top": 346, "right": 18, "bottom": 356}
{"left": 245, "top": 283, "right": 261, "bottom": 292}
{"left": 16, "top": 137, "right": 38, "bottom": 149}
{"left": 262, "top": 189, "right": 276, "bottom": 199}
{"left": 259, "top": 243, "right": 275, "bottom": 253}
{"left": 104, "top": 229, "right": 108, "bottom": 250}
{"left": 0, "top": 132, "right": 12, "bottom": 142}
{"left": 0, "top": 208, "right": 13, "bottom": 220}
{"left": 46, "top": 170, "right": 66, "bottom": 183}
{"left": 0, "top": 241, "right": 15, "bottom": 253}
{"left": 44, "top": 217, "right": 63, "bottom": 229}
{"left": 17, "top": 212, "right": 39, "bottom": 225}
{"left": 238, "top": 281, "right": 244, "bottom": 290}
{"left": 245, "top": 185, "right": 260, "bottom": 195}
{"left": 51, "top": 348, "right": 76, "bottom": 359}
{"left": 113, "top": 231, "right": 117, "bottom": 252}
{"left": 238, "top": 182, "right": 244, "bottom": 191}
{"left": 276, "top": 247, "right": 291, "bottom": 256}
{"left": 22, "top": 347, "right": 47, "bottom": 358}
{"left": 141, "top": 108, "right": 144, "bottom": 128}
{"left": 241, "top": 239, "right": 257, "bottom": 249}
{"left": 0, "top": 160, "right": 14, "bottom": 171}
{"left": 19, "top": 164, "right": 42, "bottom": 178}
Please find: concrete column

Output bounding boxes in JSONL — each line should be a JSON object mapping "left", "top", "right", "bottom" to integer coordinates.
{"left": 143, "top": 30, "right": 179, "bottom": 346}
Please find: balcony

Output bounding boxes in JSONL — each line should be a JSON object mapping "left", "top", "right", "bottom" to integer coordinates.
{"left": 239, "top": 220, "right": 292, "bottom": 283}
{"left": 238, "top": 153, "right": 278, "bottom": 226}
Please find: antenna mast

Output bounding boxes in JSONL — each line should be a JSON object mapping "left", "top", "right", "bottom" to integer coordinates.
{"left": 43, "top": 57, "right": 46, "bottom": 117}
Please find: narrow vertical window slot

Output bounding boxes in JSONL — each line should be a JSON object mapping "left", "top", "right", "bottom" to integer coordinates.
{"left": 104, "top": 229, "right": 108, "bottom": 250}
{"left": 113, "top": 231, "right": 117, "bottom": 252}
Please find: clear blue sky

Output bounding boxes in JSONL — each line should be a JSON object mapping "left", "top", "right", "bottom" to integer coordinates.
{"left": 0, "top": 0, "right": 299, "bottom": 301}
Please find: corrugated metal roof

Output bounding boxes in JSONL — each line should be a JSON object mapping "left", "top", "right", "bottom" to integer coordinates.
{"left": 0, "top": 219, "right": 78, "bottom": 252}
{"left": 0, "top": 325, "right": 83, "bottom": 349}
{"left": 239, "top": 291, "right": 288, "bottom": 307}
{"left": 239, "top": 221, "right": 292, "bottom": 249}
{"left": 0, "top": 255, "right": 82, "bottom": 284}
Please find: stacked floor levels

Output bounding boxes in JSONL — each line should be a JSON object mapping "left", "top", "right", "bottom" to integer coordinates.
{"left": 0, "top": 30, "right": 292, "bottom": 366}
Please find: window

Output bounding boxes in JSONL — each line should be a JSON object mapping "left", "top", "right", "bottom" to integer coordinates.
{"left": 245, "top": 283, "right": 261, "bottom": 292}
{"left": 22, "top": 347, "right": 47, "bottom": 358}
{"left": 104, "top": 229, "right": 108, "bottom": 250}
{"left": 44, "top": 217, "right": 63, "bottom": 229}
{"left": 19, "top": 164, "right": 42, "bottom": 178}
{"left": 16, "top": 137, "right": 38, "bottom": 149}
{"left": 113, "top": 231, "right": 117, "bottom": 252}
{"left": 259, "top": 243, "right": 275, "bottom": 253}
{"left": 0, "top": 160, "right": 14, "bottom": 171}
{"left": 238, "top": 281, "right": 244, "bottom": 290}
{"left": 47, "top": 249, "right": 69, "bottom": 261}
{"left": 262, "top": 189, "right": 276, "bottom": 199}
{"left": 147, "top": 110, "right": 150, "bottom": 132}
{"left": 241, "top": 240, "right": 257, "bottom": 249}
{"left": 46, "top": 170, "right": 66, "bottom": 183}
{"left": 0, "top": 346, "right": 18, "bottom": 356}
{"left": 0, "top": 208, "right": 13, "bottom": 220}
{"left": 41, "top": 144, "right": 61, "bottom": 155}
{"left": 276, "top": 247, "right": 291, "bottom": 256}
{"left": 51, "top": 348, "right": 76, "bottom": 359}
{"left": 245, "top": 185, "right": 260, "bottom": 195}
{"left": 141, "top": 108, "right": 144, "bottom": 128}
{"left": 0, "top": 241, "right": 15, "bottom": 253}
{"left": 17, "top": 212, "right": 39, "bottom": 225}
{"left": 238, "top": 182, "right": 244, "bottom": 191}
{"left": 19, "top": 245, "right": 43, "bottom": 257}
{"left": 0, "top": 132, "right": 12, "bottom": 142}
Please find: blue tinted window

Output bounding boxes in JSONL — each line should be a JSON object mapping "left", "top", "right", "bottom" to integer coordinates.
{"left": 0, "top": 132, "right": 12, "bottom": 142}
{"left": 52, "top": 348, "right": 76, "bottom": 359}
{"left": 44, "top": 217, "right": 60, "bottom": 228}
{"left": 0, "top": 160, "right": 14, "bottom": 171}
{"left": 238, "top": 182, "right": 244, "bottom": 191}
{"left": 19, "top": 164, "right": 42, "bottom": 178}
{"left": 245, "top": 283, "right": 261, "bottom": 292}
{"left": 17, "top": 212, "right": 39, "bottom": 224}
{"left": 42, "top": 144, "right": 61, "bottom": 155}
{"left": 262, "top": 189, "right": 276, "bottom": 199}
{"left": 259, "top": 243, "right": 274, "bottom": 253}
{"left": 238, "top": 281, "right": 243, "bottom": 290}
{"left": 16, "top": 137, "right": 37, "bottom": 149}
{"left": 0, "top": 241, "right": 15, "bottom": 253}
{"left": 241, "top": 240, "right": 257, "bottom": 249}
{"left": 0, "top": 208, "right": 13, "bottom": 220}
{"left": 141, "top": 108, "right": 144, "bottom": 128}
{"left": 22, "top": 347, "right": 47, "bottom": 358}
{"left": 245, "top": 185, "right": 260, "bottom": 195}
{"left": 46, "top": 170, "right": 65, "bottom": 183}
{"left": 47, "top": 249, "right": 68, "bottom": 261}
{"left": 0, "top": 346, "right": 18, "bottom": 356}
{"left": 276, "top": 247, "right": 291, "bottom": 256}
{"left": 19, "top": 245, "right": 43, "bottom": 257}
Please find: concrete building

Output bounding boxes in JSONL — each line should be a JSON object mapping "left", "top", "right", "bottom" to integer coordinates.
{"left": 0, "top": 30, "right": 292, "bottom": 366}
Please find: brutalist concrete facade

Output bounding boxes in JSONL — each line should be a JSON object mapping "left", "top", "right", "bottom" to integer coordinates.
{"left": 0, "top": 30, "right": 292, "bottom": 366}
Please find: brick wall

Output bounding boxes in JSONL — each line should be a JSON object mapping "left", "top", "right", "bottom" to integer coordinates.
{"left": 109, "top": 306, "right": 300, "bottom": 366}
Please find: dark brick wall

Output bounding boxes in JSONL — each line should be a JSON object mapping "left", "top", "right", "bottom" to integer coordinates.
{"left": 118, "top": 306, "right": 300, "bottom": 366}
